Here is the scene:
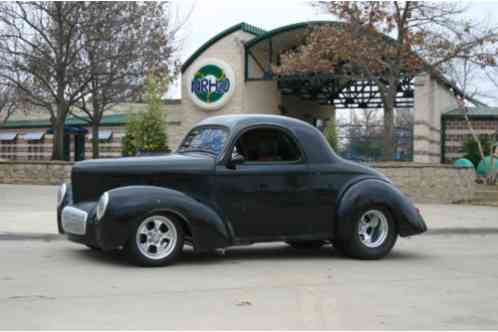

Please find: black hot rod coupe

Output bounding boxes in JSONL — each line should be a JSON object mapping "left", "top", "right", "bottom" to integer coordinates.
{"left": 57, "top": 114, "right": 427, "bottom": 266}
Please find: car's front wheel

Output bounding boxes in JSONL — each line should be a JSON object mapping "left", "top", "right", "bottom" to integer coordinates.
{"left": 335, "top": 206, "right": 397, "bottom": 259}
{"left": 126, "top": 214, "right": 184, "bottom": 267}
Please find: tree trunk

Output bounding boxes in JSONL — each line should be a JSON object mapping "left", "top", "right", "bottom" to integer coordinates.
{"left": 91, "top": 122, "right": 100, "bottom": 159}
{"left": 52, "top": 119, "right": 66, "bottom": 160}
{"left": 382, "top": 98, "right": 395, "bottom": 161}
{"left": 463, "top": 112, "right": 485, "bottom": 161}
{"left": 486, "top": 147, "right": 497, "bottom": 185}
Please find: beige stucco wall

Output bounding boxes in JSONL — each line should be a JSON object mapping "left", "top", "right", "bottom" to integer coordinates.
{"left": 175, "top": 30, "right": 257, "bottom": 148}
{"left": 413, "top": 74, "right": 459, "bottom": 163}
{"left": 163, "top": 103, "right": 184, "bottom": 149}
{"left": 173, "top": 28, "right": 333, "bottom": 149}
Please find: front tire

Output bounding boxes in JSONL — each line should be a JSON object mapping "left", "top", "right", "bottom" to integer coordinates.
{"left": 126, "top": 214, "right": 184, "bottom": 267}
{"left": 335, "top": 206, "right": 397, "bottom": 259}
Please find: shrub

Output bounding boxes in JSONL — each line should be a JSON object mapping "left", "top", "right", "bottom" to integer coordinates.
{"left": 122, "top": 74, "right": 168, "bottom": 156}
{"left": 462, "top": 134, "right": 493, "bottom": 168}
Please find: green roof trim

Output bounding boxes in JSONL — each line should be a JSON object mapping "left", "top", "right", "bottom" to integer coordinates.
{"left": 443, "top": 107, "right": 498, "bottom": 119}
{"left": 244, "top": 20, "right": 345, "bottom": 49}
{"left": 0, "top": 113, "right": 129, "bottom": 129}
{"left": 181, "top": 22, "right": 267, "bottom": 73}
{"left": 243, "top": 20, "right": 484, "bottom": 107}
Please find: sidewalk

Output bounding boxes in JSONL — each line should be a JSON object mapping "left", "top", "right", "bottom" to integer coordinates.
{"left": 417, "top": 203, "right": 498, "bottom": 234}
{"left": 0, "top": 184, "right": 58, "bottom": 234}
{"left": 0, "top": 184, "right": 497, "bottom": 236}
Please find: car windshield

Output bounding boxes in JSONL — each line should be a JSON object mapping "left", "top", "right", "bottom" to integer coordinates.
{"left": 178, "top": 126, "right": 229, "bottom": 157}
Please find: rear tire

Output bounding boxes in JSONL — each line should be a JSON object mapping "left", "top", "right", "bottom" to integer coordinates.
{"left": 126, "top": 214, "right": 184, "bottom": 267}
{"left": 336, "top": 206, "right": 397, "bottom": 260}
{"left": 287, "top": 240, "right": 326, "bottom": 250}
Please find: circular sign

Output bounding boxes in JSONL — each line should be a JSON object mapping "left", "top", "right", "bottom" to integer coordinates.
{"left": 187, "top": 59, "right": 236, "bottom": 110}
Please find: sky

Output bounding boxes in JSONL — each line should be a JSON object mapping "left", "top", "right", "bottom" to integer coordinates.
{"left": 168, "top": 0, "right": 498, "bottom": 105}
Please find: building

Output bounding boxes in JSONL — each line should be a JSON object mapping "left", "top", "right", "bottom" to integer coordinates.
{"left": 0, "top": 101, "right": 182, "bottom": 161}
{"left": 0, "top": 21, "right": 491, "bottom": 163}
{"left": 442, "top": 107, "right": 498, "bottom": 163}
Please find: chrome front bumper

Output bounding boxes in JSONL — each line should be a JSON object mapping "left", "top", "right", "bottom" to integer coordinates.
{"left": 61, "top": 206, "right": 88, "bottom": 235}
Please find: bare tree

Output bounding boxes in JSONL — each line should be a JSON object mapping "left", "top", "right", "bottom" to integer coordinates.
{"left": 275, "top": 1, "right": 498, "bottom": 160}
{"left": 0, "top": 83, "right": 18, "bottom": 123}
{"left": 447, "top": 57, "right": 497, "bottom": 185}
{"left": 0, "top": 2, "right": 93, "bottom": 160}
{"left": 70, "top": 2, "right": 180, "bottom": 158}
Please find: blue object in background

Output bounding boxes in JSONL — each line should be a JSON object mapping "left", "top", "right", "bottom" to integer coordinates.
{"left": 453, "top": 158, "right": 475, "bottom": 169}
{"left": 477, "top": 156, "right": 498, "bottom": 177}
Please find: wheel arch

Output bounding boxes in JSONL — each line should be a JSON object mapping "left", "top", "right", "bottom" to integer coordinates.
{"left": 97, "top": 185, "right": 231, "bottom": 251}
{"left": 335, "top": 178, "right": 427, "bottom": 238}
{"left": 148, "top": 209, "right": 193, "bottom": 240}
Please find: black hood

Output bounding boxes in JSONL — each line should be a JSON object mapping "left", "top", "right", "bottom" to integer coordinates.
{"left": 73, "top": 153, "right": 215, "bottom": 175}
{"left": 71, "top": 153, "right": 216, "bottom": 203}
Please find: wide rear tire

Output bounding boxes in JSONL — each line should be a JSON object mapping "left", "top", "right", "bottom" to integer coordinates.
{"left": 126, "top": 214, "right": 184, "bottom": 267}
{"left": 335, "top": 206, "right": 397, "bottom": 260}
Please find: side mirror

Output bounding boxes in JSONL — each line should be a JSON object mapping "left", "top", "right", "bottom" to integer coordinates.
{"left": 227, "top": 153, "right": 245, "bottom": 170}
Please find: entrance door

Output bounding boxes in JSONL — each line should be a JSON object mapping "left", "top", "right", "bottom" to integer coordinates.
{"left": 215, "top": 126, "right": 314, "bottom": 241}
{"left": 63, "top": 134, "right": 71, "bottom": 161}
{"left": 74, "top": 134, "right": 85, "bottom": 161}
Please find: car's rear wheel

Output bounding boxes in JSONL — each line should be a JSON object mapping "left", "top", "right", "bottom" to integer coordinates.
{"left": 287, "top": 240, "right": 326, "bottom": 250}
{"left": 335, "top": 206, "right": 397, "bottom": 259}
{"left": 126, "top": 214, "right": 184, "bottom": 267}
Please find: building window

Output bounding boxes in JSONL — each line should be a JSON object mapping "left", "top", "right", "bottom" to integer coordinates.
{"left": 23, "top": 131, "right": 45, "bottom": 160}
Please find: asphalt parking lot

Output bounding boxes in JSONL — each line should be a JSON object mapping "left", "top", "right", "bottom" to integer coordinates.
{"left": 1, "top": 184, "right": 498, "bottom": 330}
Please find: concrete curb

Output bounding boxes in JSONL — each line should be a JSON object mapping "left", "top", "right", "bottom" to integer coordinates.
{"left": 426, "top": 227, "right": 498, "bottom": 235}
{"left": 0, "top": 232, "right": 62, "bottom": 242}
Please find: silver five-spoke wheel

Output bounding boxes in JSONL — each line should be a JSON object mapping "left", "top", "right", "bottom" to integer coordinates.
{"left": 358, "top": 209, "right": 389, "bottom": 248}
{"left": 136, "top": 215, "right": 178, "bottom": 260}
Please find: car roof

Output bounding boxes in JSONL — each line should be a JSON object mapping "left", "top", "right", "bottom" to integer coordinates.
{"left": 197, "top": 114, "right": 338, "bottom": 164}
{"left": 198, "top": 114, "right": 315, "bottom": 131}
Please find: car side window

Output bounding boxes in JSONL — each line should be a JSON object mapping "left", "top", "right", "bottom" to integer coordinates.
{"left": 234, "top": 128, "right": 302, "bottom": 163}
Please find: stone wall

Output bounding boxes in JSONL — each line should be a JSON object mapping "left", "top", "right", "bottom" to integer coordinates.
{"left": 0, "top": 160, "right": 475, "bottom": 204}
{"left": 0, "top": 160, "right": 72, "bottom": 185}
{"left": 371, "top": 162, "right": 475, "bottom": 204}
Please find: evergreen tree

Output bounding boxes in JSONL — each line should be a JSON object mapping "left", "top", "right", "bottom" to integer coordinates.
{"left": 122, "top": 74, "right": 168, "bottom": 156}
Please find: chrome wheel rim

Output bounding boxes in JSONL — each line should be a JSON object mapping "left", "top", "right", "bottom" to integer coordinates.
{"left": 136, "top": 215, "right": 177, "bottom": 260}
{"left": 358, "top": 209, "right": 389, "bottom": 248}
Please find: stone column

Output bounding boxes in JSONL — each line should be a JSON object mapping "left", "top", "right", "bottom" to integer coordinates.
{"left": 413, "top": 73, "right": 458, "bottom": 163}
{"left": 413, "top": 74, "right": 434, "bottom": 163}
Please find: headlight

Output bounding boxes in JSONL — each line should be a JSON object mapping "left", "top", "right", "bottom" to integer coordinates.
{"left": 96, "top": 192, "right": 109, "bottom": 221}
{"left": 57, "top": 183, "right": 67, "bottom": 207}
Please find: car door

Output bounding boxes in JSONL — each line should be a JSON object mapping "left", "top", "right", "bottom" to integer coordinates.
{"left": 215, "top": 126, "right": 315, "bottom": 241}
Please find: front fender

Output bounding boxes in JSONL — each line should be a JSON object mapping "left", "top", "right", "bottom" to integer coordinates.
{"left": 336, "top": 179, "right": 427, "bottom": 238}
{"left": 98, "top": 186, "right": 231, "bottom": 251}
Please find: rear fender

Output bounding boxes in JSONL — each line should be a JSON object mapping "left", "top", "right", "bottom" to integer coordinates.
{"left": 98, "top": 186, "right": 231, "bottom": 251}
{"left": 336, "top": 179, "right": 427, "bottom": 238}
